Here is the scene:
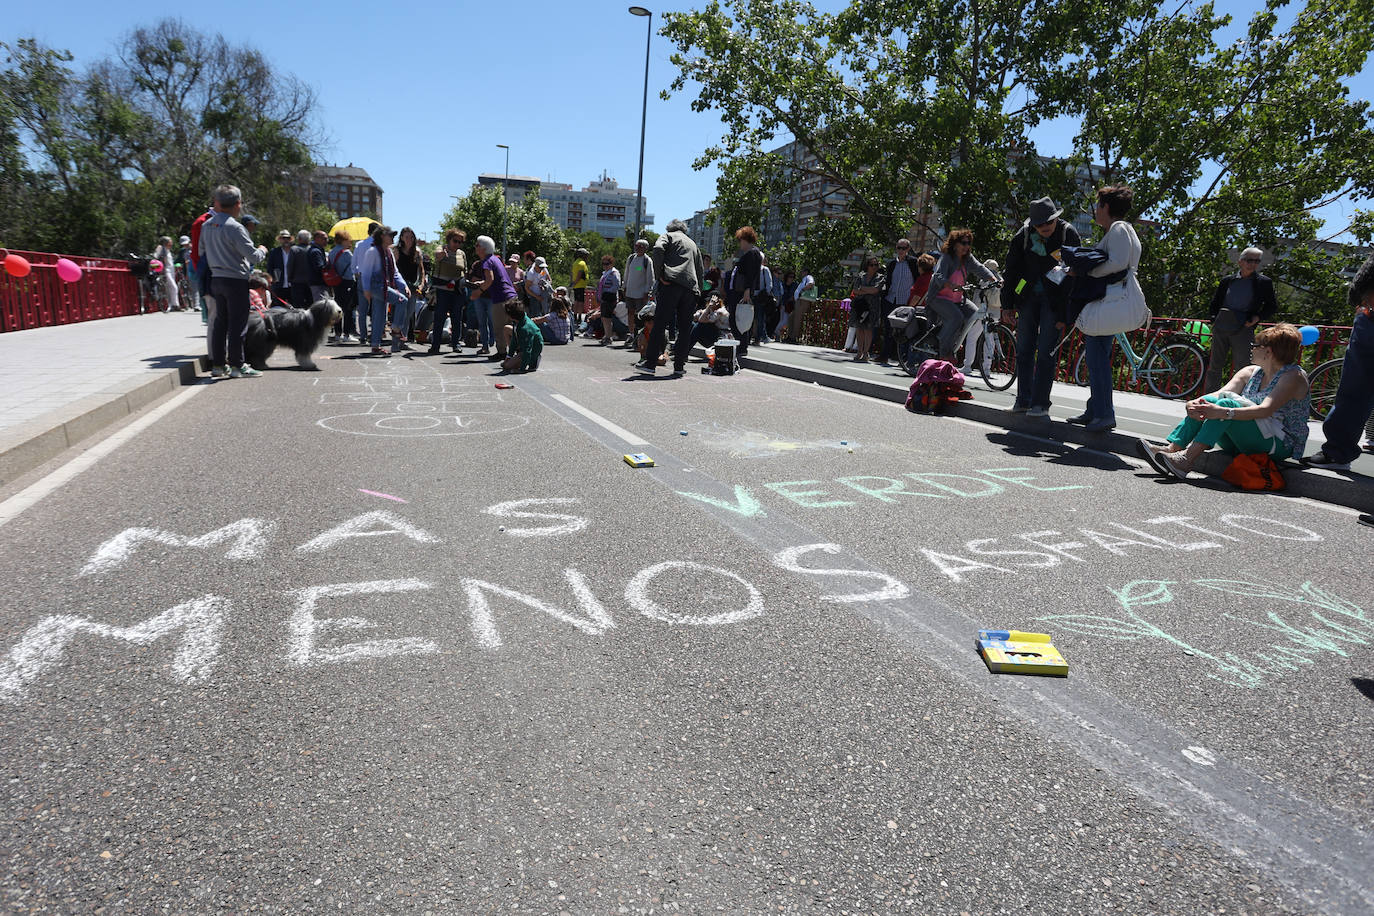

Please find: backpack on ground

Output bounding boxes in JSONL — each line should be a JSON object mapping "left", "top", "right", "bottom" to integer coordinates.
{"left": 1221, "top": 453, "right": 1286, "bottom": 491}
{"left": 905, "top": 359, "right": 970, "bottom": 414}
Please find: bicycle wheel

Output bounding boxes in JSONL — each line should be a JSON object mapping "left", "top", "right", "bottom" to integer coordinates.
{"left": 1144, "top": 341, "right": 1205, "bottom": 399}
{"left": 1307, "top": 359, "right": 1343, "bottom": 421}
{"left": 979, "top": 323, "right": 1017, "bottom": 391}
{"left": 1072, "top": 349, "right": 1089, "bottom": 386}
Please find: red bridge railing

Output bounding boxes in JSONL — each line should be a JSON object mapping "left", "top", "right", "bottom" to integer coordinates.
{"left": 0, "top": 250, "right": 144, "bottom": 333}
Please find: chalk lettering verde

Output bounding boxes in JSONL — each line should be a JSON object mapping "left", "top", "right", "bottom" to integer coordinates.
{"left": 902, "top": 473, "right": 1002, "bottom": 498}
{"left": 977, "top": 467, "right": 1091, "bottom": 492}
{"left": 834, "top": 476, "right": 945, "bottom": 503}
{"left": 764, "top": 480, "right": 856, "bottom": 509}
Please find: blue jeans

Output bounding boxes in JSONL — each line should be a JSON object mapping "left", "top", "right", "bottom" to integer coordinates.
{"left": 1014, "top": 295, "right": 1060, "bottom": 409}
{"left": 473, "top": 297, "right": 493, "bottom": 347}
{"left": 367, "top": 285, "right": 390, "bottom": 348}
{"left": 1320, "top": 309, "right": 1374, "bottom": 462}
{"left": 1083, "top": 333, "right": 1116, "bottom": 422}
{"left": 355, "top": 277, "right": 369, "bottom": 340}
{"left": 393, "top": 290, "right": 418, "bottom": 342}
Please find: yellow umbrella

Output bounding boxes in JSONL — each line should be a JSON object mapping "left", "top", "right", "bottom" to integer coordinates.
{"left": 328, "top": 216, "right": 376, "bottom": 243}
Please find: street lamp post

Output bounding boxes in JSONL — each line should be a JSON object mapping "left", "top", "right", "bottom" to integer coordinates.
{"left": 629, "top": 6, "right": 651, "bottom": 243}
{"left": 496, "top": 144, "right": 510, "bottom": 261}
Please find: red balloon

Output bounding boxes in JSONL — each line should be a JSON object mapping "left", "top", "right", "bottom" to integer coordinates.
{"left": 4, "top": 254, "right": 32, "bottom": 278}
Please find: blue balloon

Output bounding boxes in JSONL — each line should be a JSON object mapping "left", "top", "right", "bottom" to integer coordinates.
{"left": 1299, "top": 325, "right": 1320, "bottom": 346}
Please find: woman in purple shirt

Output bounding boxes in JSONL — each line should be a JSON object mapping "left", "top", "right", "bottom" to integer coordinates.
{"left": 471, "top": 235, "right": 517, "bottom": 358}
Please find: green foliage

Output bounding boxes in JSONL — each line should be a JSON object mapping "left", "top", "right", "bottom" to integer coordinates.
{"left": 438, "top": 185, "right": 566, "bottom": 277}
{"left": 661, "top": 0, "right": 1374, "bottom": 320}
{"left": 0, "top": 22, "right": 323, "bottom": 257}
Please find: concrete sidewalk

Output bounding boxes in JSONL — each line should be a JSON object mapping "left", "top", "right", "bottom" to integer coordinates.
{"left": 0, "top": 311, "right": 208, "bottom": 485}
{"left": 739, "top": 341, "right": 1374, "bottom": 513}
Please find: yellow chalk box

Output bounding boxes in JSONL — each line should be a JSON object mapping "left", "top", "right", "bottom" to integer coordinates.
{"left": 623, "top": 453, "right": 656, "bottom": 468}
{"left": 977, "top": 630, "right": 1069, "bottom": 677}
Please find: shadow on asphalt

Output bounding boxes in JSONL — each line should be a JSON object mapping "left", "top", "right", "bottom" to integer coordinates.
{"left": 140, "top": 354, "right": 198, "bottom": 370}
{"left": 1352, "top": 679, "right": 1374, "bottom": 704}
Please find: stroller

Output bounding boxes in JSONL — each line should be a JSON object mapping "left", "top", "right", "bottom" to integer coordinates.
{"left": 886, "top": 304, "right": 939, "bottom": 376}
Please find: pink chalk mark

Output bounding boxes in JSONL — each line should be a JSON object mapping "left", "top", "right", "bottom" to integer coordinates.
{"left": 358, "top": 489, "right": 408, "bottom": 503}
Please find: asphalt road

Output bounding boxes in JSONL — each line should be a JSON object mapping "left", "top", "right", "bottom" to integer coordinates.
{"left": 1, "top": 336, "right": 1370, "bottom": 915}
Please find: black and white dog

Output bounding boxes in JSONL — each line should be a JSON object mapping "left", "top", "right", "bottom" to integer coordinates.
{"left": 244, "top": 299, "right": 342, "bottom": 371}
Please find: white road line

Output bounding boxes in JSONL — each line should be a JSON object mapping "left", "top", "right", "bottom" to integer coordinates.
{"left": 550, "top": 394, "right": 648, "bottom": 446}
{"left": 0, "top": 385, "right": 205, "bottom": 529}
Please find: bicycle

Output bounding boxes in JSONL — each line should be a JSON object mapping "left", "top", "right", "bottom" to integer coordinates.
{"left": 898, "top": 280, "right": 1014, "bottom": 390}
{"left": 1306, "top": 356, "right": 1343, "bottom": 420}
{"left": 1069, "top": 319, "right": 1205, "bottom": 399}
{"left": 960, "top": 309, "right": 1017, "bottom": 391}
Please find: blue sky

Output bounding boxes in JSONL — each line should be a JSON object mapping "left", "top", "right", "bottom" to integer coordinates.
{"left": 7, "top": 0, "right": 1370, "bottom": 241}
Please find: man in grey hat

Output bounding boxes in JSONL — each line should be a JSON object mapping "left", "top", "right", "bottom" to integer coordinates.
{"left": 645, "top": 219, "right": 704, "bottom": 377}
{"left": 1001, "top": 196, "right": 1081, "bottom": 417}
{"left": 1204, "top": 245, "right": 1278, "bottom": 391}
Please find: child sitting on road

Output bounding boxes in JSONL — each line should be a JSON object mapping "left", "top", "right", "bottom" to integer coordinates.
{"left": 684, "top": 294, "right": 731, "bottom": 357}
{"left": 535, "top": 293, "right": 571, "bottom": 344}
{"left": 501, "top": 300, "right": 544, "bottom": 372}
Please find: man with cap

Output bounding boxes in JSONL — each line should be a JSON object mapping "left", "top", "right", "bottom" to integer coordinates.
{"left": 1001, "top": 196, "right": 1081, "bottom": 417}
{"left": 624, "top": 238, "right": 656, "bottom": 354}
{"left": 1204, "top": 246, "right": 1279, "bottom": 392}
{"left": 266, "top": 229, "right": 293, "bottom": 307}
{"left": 523, "top": 254, "right": 553, "bottom": 319}
{"left": 175, "top": 234, "right": 193, "bottom": 289}
{"left": 288, "top": 229, "right": 314, "bottom": 309}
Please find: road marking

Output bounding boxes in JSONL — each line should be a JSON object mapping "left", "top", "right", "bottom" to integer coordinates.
{"left": 550, "top": 394, "right": 648, "bottom": 445}
{"left": 0, "top": 385, "right": 204, "bottom": 529}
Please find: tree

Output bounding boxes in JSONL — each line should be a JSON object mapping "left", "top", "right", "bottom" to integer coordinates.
{"left": 0, "top": 21, "right": 324, "bottom": 257}
{"left": 661, "top": 0, "right": 1374, "bottom": 319}
{"left": 437, "top": 185, "right": 565, "bottom": 278}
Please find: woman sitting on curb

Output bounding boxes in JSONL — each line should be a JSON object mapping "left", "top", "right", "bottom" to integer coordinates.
{"left": 1139, "top": 323, "right": 1311, "bottom": 480}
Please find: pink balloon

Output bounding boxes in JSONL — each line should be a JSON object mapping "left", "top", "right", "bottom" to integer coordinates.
{"left": 4, "top": 254, "right": 31, "bottom": 278}
{"left": 55, "top": 258, "right": 82, "bottom": 283}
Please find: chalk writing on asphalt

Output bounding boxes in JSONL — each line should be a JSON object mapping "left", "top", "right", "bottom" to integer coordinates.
{"left": 0, "top": 498, "right": 1337, "bottom": 703}
{"left": 312, "top": 372, "right": 530, "bottom": 438}
{"left": 1037, "top": 578, "right": 1371, "bottom": 689}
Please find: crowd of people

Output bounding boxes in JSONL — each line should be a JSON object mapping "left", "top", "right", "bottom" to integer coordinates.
{"left": 173, "top": 180, "right": 1374, "bottom": 480}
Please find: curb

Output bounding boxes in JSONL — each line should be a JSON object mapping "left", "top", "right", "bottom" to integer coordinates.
{"left": 740, "top": 353, "right": 1374, "bottom": 514}
{"left": 0, "top": 356, "right": 208, "bottom": 487}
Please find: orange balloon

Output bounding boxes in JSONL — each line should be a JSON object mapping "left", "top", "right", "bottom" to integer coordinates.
{"left": 4, "top": 254, "right": 32, "bottom": 278}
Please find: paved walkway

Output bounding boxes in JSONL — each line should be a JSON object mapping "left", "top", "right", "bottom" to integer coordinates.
{"left": 0, "top": 311, "right": 207, "bottom": 434}
{"left": 0, "top": 311, "right": 208, "bottom": 484}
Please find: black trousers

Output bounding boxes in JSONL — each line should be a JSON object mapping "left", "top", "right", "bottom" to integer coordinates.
{"left": 290, "top": 284, "right": 312, "bottom": 310}
{"left": 646, "top": 282, "right": 699, "bottom": 371}
{"left": 209, "top": 277, "right": 250, "bottom": 367}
